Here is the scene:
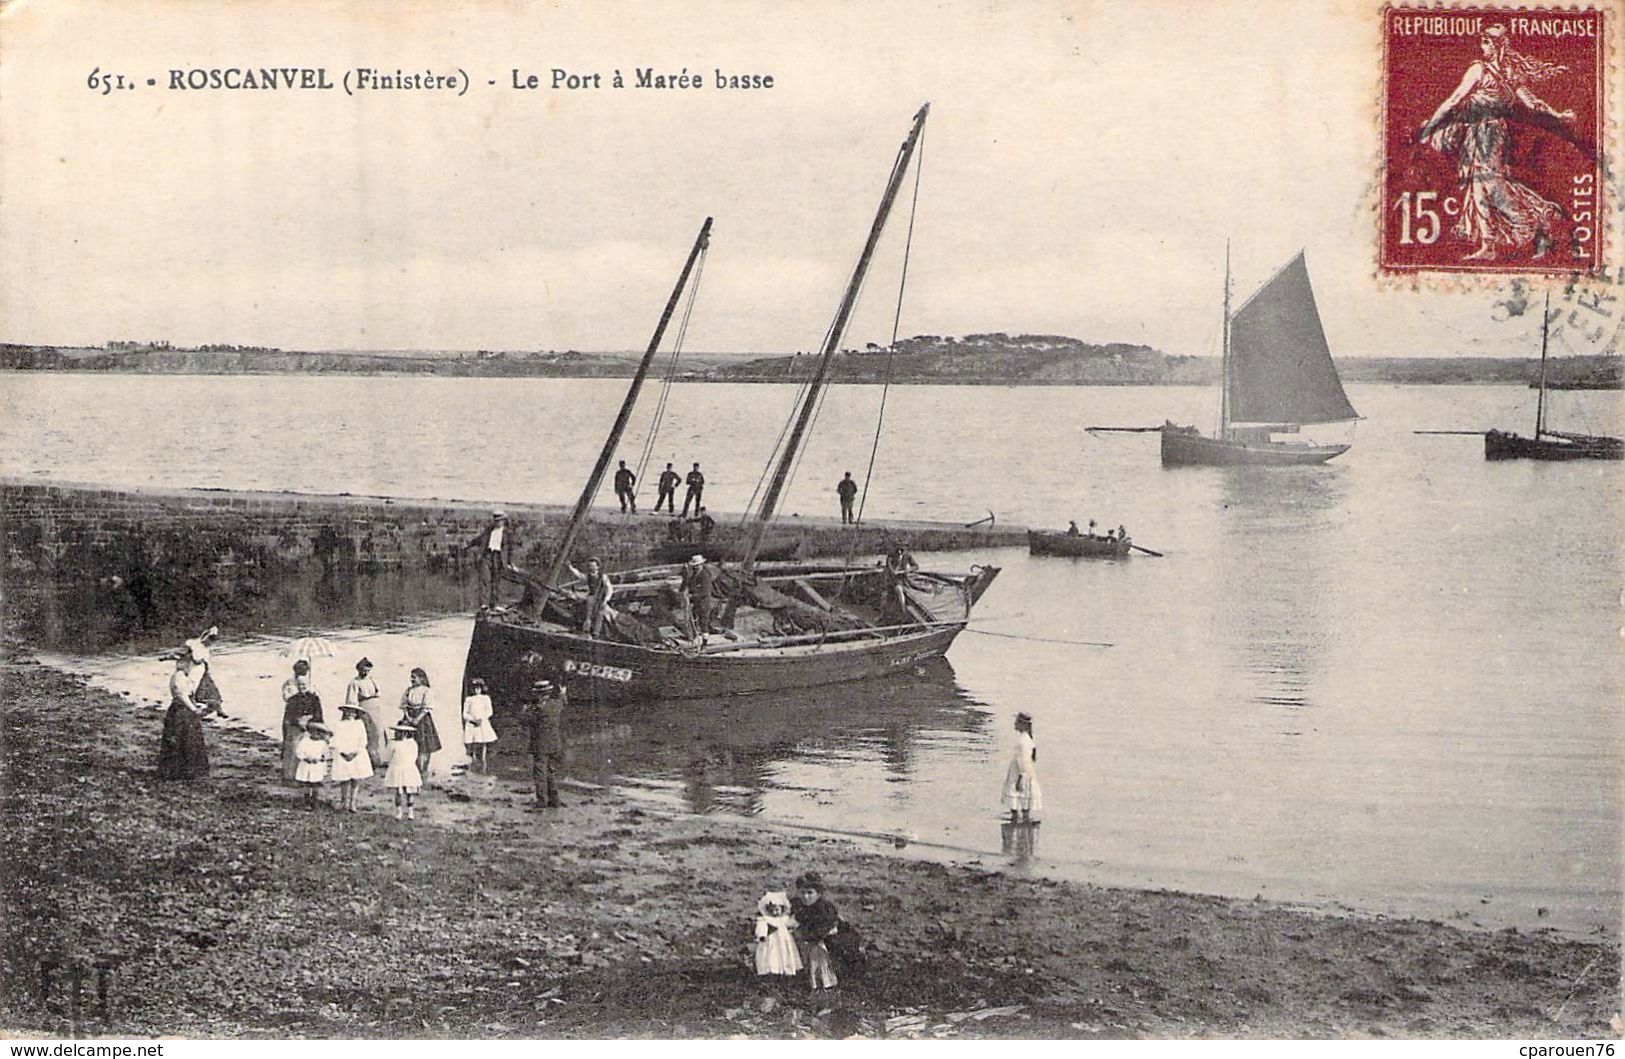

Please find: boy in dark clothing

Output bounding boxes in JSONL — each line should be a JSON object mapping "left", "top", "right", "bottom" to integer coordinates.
{"left": 613, "top": 461, "right": 637, "bottom": 513}
{"left": 681, "top": 463, "right": 706, "bottom": 518}
{"left": 656, "top": 463, "right": 681, "bottom": 515}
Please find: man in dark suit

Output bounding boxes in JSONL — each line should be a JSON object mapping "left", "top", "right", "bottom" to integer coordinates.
{"left": 613, "top": 460, "right": 637, "bottom": 513}
{"left": 655, "top": 462, "right": 681, "bottom": 515}
{"left": 837, "top": 471, "right": 858, "bottom": 524}
{"left": 681, "top": 462, "right": 706, "bottom": 518}
{"left": 522, "top": 679, "right": 566, "bottom": 808}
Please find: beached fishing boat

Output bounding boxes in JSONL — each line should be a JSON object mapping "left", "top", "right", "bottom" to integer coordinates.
{"left": 462, "top": 103, "right": 1000, "bottom": 707}
{"left": 1486, "top": 294, "right": 1622, "bottom": 461}
{"left": 1091, "top": 250, "right": 1359, "bottom": 465}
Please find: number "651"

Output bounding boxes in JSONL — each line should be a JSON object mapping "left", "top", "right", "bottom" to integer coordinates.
{"left": 1392, "top": 191, "right": 1458, "bottom": 245}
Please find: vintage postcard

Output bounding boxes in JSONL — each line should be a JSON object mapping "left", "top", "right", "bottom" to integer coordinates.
{"left": 1, "top": 0, "right": 1620, "bottom": 1046}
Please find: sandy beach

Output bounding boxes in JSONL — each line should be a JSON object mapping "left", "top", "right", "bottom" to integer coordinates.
{"left": 0, "top": 655, "right": 1618, "bottom": 1040}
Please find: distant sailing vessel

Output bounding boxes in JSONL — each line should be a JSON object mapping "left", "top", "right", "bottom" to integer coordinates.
{"left": 1485, "top": 293, "right": 1622, "bottom": 461}
{"left": 1160, "top": 251, "right": 1359, "bottom": 466}
{"left": 462, "top": 104, "right": 1000, "bottom": 708}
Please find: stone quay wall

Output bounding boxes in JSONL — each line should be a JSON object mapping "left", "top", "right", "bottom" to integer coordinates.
{"left": 1, "top": 478, "right": 1025, "bottom": 649}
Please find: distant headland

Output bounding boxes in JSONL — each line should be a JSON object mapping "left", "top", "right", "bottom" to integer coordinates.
{"left": 2, "top": 333, "right": 1618, "bottom": 388}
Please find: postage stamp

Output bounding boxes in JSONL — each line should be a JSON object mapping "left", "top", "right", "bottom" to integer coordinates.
{"left": 1381, "top": 6, "right": 1608, "bottom": 275}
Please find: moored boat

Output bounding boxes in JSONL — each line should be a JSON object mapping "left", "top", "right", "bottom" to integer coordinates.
{"left": 1483, "top": 294, "right": 1622, "bottom": 461}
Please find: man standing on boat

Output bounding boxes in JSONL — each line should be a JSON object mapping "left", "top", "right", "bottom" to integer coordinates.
{"left": 837, "top": 471, "right": 858, "bottom": 525}
{"left": 682, "top": 462, "right": 706, "bottom": 518}
{"left": 613, "top": 460, "right": 637, "bottom": 514}
{"left": 567, "top": 556, "right": 615, "bottom": 637}
{"left": 464, "top": 511, "right": 511, "bottom": 608}
{"left": 680, "top": 554, "right": 719, "bottom": 637}
{"left": 656, "top": 462, "right": 681, "bottom": 515}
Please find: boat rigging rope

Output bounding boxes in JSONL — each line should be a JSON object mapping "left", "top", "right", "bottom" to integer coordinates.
{"left": 852, "top": 126, "right": 925, "bottom": 538}
{"left": 632, "top": 245, "right": 709, "bottom": 498}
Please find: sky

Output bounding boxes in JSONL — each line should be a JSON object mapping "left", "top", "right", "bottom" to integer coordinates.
{"left": 1, "top": 0, "right": 1620, "bottom": 359}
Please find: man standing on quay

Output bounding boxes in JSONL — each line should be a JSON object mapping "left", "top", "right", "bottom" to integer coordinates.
{"left": 614, "top": 460, "right": 638, "bottom": 514}
{"left": 656, "top": 462, "right": 681, "bottom": 515}
{"left": 682, "top": 462, "right": 706, "bottom": 518}
{"left": 837, "top": 471, "right": 858, "bottom": 525}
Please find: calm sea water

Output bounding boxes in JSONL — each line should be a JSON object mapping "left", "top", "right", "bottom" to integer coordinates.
{"left": 4, "top": 374, "right": 1622, "bottom": 936}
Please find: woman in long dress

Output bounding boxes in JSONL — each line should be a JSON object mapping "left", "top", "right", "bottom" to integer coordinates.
{"left": 157, "top": 650, "right": 209, "bottom": 780}
{"left": 344, "top": 657, "right": 387, "bottom": 768}
{"left": 1418, "top": 24, "right": 1575, "bottom": 261}
{"left": 399, "top": 667, "right": 442, "bottom": 786}
{"left": 1001, "top": 711, "right": 1042, "bottom": 824}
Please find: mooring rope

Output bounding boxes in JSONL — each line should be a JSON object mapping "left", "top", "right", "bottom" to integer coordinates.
{"left": 632, "top": 246, "right": 708, "bottom": 498}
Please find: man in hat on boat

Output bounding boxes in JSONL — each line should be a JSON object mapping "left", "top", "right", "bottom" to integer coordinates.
{"left": 464, "top": 510, "right": 513, "bottom": 608}
{"left": 679, "top": 554, "right": 719, "bottom": 637}
{"left": 681, "top": 462, "right": 706, "bottom": 518}
{"left": 614, "top": 460, "right": 638, "bottom": 514}
{"left": 522, "top": 679, "right": 567, "bottom": 809}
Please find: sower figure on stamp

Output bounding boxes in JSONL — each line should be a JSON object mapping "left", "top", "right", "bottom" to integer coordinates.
{"left": 1418, "top": 24, "right": 1573, "bottom": 262}
{"left": 656, "top": 462, "right": 681, "bottom": 515}
{"left": 613, "top": 460, "right": 637, "bottom": 514}
{"left": 523, "top": 679, "right": 566, "bottom": 809}
{"left": 837, "top": 471, "right": 858, "bottom": 525}
{"left": 464, "top": 510, "right": 512, "bottom": 608}
{"left": 681, "top": 462, "right": 706, "bottom": 518}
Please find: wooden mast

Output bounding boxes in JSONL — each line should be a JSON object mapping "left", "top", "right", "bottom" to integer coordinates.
{"left": 735, "top": 103, "right": 930, "bottom": 579}
{"left": 1535, "top": 290, "right": 1550, "bottom": 437}
{"left": 529, "top": 217, "right": 713, "bottom": 615}
{"left": 1218, "top": 241, "right": 1231, "bottom": 438}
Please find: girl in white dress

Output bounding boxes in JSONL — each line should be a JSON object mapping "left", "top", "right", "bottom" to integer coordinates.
{"left": 461, "top": 678, "right": 497, "bottom": 771}
{"left": 294, "top": 722, "right": 331, "bottom": 810}
{"left": 1001, "top": 711, "right": 1042, "bottom": 825}
{"left": 384, "top": 722, "right": 422, "bottom": 820}
{"left": 330, "top": 703, "right": 374, "bottom": 813}
{"left": 753, "top": 891, "right": 802, "bottom": 979}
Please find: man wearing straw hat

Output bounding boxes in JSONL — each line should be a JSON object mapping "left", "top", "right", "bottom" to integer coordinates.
{"left": 679, "top": 554, "right": 718, "bottom": 637}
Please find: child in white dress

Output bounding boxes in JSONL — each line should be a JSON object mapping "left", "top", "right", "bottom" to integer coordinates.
{"left": 461, "top": 678, "right": 497, "bottom": 771}
{"left": 330, "top": 703, "right": 374, "bottom": 813}
{"left": 294, "top": 722, "right": 331, "bottom": 810}
{"left": 753, "top": 891, "right": 802, "bottom": 979}
{"left": 384, "top": 722, "right": 422, "bottom": 820}
{"left": 1002, "top": 711, "right": 1042, "bottom": 825}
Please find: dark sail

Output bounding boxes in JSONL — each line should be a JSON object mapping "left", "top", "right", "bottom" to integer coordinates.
{"left": 1225, "top": 253, "right": 1358, "bottom": 426}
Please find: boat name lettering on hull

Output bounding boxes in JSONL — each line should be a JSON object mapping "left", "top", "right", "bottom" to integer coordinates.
{"left": 564, "top": 659, "right": 634, "bottom": 683}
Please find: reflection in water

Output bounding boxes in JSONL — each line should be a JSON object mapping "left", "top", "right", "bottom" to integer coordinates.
{"left": 1000, "top": 821, "right": 1040, "bottom": 866}
{"left": 515, "top": 659, "right": 990, "bottom": 816}
{"left": 1214, "top": 467, "right": 1346, "bottom": 724}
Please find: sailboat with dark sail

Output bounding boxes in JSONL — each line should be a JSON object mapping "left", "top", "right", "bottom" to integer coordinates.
{"left": 1484, "top": 293, "right": 1622, "bottom": 461}
{"left": 1159, "top": 251, "right": 1359, "bottom": 466}
{"left": 461, "top": 104, "right": 999, "bottom": 707}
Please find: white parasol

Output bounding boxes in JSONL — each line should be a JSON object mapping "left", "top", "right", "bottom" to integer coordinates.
{"left": 282, "top": 636, "right": 337, "bottom": 661}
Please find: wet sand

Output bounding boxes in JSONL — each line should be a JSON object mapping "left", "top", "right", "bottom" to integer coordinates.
{"left": 0, "top": 657, "right": 1619, "bottom": 1039}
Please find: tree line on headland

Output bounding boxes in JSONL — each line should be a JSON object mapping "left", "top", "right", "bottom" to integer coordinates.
{"left": 1, "top": 334, "right": 1618, "bottom": 387}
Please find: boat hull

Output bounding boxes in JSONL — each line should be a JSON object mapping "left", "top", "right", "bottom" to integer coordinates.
{"left": 1484, "top": 429, "right": 1623, "bottom": 461}
{"left": 465, "top": 561, "right": 1001, "bottom": 707}
{"left": 1027, "top": 530, "right": 1131, "bottom": 558}
{"left": 1160, "top": 426, "right": 1349, "bottom": 466}
{"left": 467, "top": 612, "right": 970, "bottom": 708}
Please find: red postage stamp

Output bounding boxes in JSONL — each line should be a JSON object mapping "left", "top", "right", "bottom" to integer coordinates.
{"left": 1381, "top": 6, "right": 1607, "bottom": 275}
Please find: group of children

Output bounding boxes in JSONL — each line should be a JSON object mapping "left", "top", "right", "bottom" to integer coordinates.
{"left": 753, "top": 872, "right": 866, "bottom": 992}
{"left": 288, "top": 671, "right": 502, "bottom": 820}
